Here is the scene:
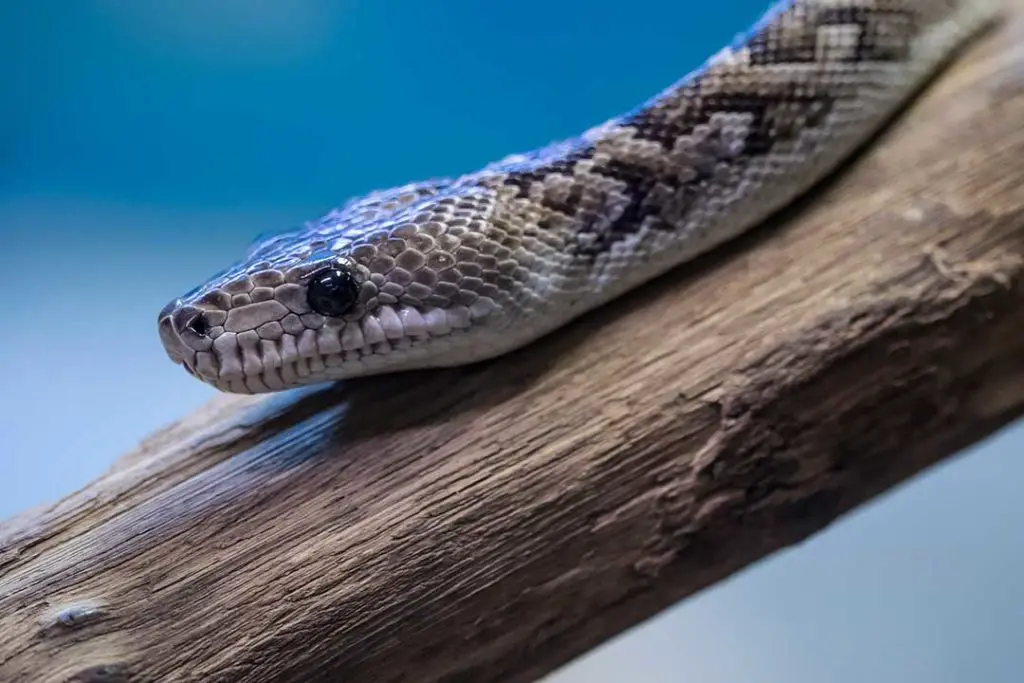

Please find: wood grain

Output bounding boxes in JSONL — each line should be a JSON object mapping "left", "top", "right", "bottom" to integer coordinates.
{"left": 3, "top": 5, "right": 1024, "bottom": 682}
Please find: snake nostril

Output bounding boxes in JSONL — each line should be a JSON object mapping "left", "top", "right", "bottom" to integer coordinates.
{"left": 185, "top": 314, "right": 210, "bottom": 337}
{"left": 170, "top": 305, "right": 210, "bottom": 340}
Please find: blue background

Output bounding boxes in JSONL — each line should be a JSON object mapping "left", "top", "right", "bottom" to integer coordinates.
{"left": 1, "top": 2, "right": 1021, "bottom": 681}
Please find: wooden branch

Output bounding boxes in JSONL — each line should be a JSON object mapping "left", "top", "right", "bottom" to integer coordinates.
{"left": 4, "top": 7, "right": 1024, "bottom": 683}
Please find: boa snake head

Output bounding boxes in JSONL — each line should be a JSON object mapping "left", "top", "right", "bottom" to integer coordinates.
{"left": 157, "top": 180, "right": 542, "bottom": 393}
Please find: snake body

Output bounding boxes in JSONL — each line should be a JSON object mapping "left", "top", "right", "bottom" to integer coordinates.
{"left": 159, "top": 0, "right": 1001, "bottom": 394}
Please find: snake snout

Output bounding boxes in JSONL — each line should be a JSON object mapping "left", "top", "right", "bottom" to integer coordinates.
{"left": 157, "top": 298, "right": 215, "bottom": 370}
{"left": 157, "top": 314, "right": 187, "bottom": 366}
{"left": 157, "top": 298, "right": 180, "bottom": 323}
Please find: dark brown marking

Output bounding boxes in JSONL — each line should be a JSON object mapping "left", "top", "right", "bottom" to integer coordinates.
{"left": 487, "top": 2, "right": 918, "bottom": 259}
{"left": 747, "top": 4, "right": 920, "bottom": 65}
{"left": 564, "top": 87, "right": 835, "bottom": 258}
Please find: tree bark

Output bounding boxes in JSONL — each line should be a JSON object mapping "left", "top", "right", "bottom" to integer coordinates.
{"left": 3, "top": 6, "right": 1024, "bottom": 683}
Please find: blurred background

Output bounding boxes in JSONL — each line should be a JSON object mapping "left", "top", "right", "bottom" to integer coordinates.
{"left": 1, "top": 1, "right": 1021, "bottom": 681}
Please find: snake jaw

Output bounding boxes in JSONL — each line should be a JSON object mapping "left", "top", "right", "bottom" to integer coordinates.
{"left": 157, "top": 269, "right": 509, "bottom": 393}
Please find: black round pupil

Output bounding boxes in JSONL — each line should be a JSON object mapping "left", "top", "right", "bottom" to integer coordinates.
{"left": 307, "top": 267, "right": 358, "bottom": 317}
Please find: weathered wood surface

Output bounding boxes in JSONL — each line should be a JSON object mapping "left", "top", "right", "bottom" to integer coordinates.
{"left": 3, "top": 6, "right": 1024, "bottom": 683}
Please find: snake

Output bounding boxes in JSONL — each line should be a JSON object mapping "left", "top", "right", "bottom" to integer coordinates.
{"left": 158, "top": 0, "right": 1002, "bottom": 394}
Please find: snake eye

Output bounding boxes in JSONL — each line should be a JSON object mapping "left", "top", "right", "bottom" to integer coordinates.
{"left": 306, "top": 266, "right": 359, "bottom": 317}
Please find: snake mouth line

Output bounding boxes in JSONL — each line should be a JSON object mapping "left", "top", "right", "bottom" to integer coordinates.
{"left": 171, "top": 321, "right": 473, "bottom": 394}
{"left": 159, "top": 295, "right": 496, "bottom": 393}
{"left": 205, "top": 336, "right": 430, "bottom": 393}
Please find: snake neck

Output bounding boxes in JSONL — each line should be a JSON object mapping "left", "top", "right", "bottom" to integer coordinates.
{"left": 449, "top": 0, "right": 996, "bottom": 311}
